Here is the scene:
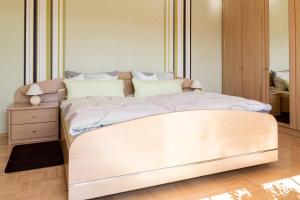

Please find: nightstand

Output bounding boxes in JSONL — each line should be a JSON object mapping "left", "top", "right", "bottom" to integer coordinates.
{"left": 8, "top": 102, "right": 59, "bottom": 145}
{"left": 269, "top": 92, "right": 281, "bottom": 116}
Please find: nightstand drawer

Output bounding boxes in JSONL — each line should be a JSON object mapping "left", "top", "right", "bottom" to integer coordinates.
{"left": 271, "top": 103, "right": 281, "bottom": 111}
{"left": 269, "top": 93, "right": 280, "bottom": 104}
{"left": 11, "top": 108, "right": 57, "bottom": 124}
{"left": 11, "top": 122, "right": 57, "bottom": 140}
{"left": 270, "top": 97, "right": 280, "bottom": 104}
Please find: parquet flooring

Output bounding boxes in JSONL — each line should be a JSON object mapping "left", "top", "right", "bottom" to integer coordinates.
{"left": 1, "top": 133, "right": 300, "bottom": 200}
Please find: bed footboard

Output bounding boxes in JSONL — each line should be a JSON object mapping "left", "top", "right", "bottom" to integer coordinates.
{"left": 67, "top": 110, "right": 278, "bottom": 200}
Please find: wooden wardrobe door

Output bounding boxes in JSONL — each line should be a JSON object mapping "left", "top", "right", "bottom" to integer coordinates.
{"left": 222, "top": 0, "right": 242, "bottom": 96}
{"left": 241, "top": 0, "right": 263, "bottom": 101}
{"left": 296, "top": 0, "right": 300, "bottom": 129}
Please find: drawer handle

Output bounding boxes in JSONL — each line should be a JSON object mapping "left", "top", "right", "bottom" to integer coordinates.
{"left": 32, "top": 115, "right": 37, "bottom": 119}
{"left": 32, "top": 129, "right": 37, "bottom": 133}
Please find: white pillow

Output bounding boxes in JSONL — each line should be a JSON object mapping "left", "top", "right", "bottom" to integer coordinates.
{"left": 156, "top": 72, "right": 174, "bottom": 80}
{"left": 70, "top": 74, "right": 85, "bottom": 80}
{"left": 132, "top": 71, "right": 174, "bottom": 81}
{"left": 83, "top": 72, "right": 118, "bottom": 80}
{"left": 132, "top": 71, "right": 158, "bottom": 81}
{"left": 65, "top": 70, "right": 118, "bottom": 80}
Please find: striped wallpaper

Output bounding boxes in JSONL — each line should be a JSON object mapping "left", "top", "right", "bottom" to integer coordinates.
{"left": 25, "top": 0, "right": 191, "bottom": 83}
{"left": 25, "top": 0, "right": 64, "bottom": 84}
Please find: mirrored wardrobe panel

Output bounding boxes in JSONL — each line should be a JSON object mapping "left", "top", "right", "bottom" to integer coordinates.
{"left": 269, "top": 0, "right": 290, "bottom": 124}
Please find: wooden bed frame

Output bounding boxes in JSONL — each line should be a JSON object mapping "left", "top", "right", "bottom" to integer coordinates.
{"left": 13, "top": 72, "right": 278, "bottom": 200}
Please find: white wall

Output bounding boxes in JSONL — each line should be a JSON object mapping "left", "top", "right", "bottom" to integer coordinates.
{"left": 64, "top": 0, "right": 166, "bottom": 73}
{"left": 0, "top": 0, "right": 24, "bottom": 133}
{"left": 269, "top": 0, "right": 289, "bottom": 71}
{"left": 191, "top": 0, "right": 222, "bottom": 93}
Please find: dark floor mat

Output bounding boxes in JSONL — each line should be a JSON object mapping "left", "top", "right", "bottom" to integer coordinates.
{"left": 275, "top": 112, "right": 290, "bottom": 124}
{"left": 5, "top": 141, "right": 64, "bottom": 173}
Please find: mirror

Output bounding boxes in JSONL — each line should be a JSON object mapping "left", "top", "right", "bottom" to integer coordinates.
{"left": 269, "top": 0, "right": 290, "bottom": 124}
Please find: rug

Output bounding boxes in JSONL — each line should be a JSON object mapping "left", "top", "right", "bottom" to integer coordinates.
{"left": 5, "top": 141, "right": 64, "bottom": 173}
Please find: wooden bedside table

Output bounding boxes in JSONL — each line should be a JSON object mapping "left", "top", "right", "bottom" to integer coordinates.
{"left": 8, "top": 102, "right": 59, "bottom": 145}
{"left": 269, "top": 92, "right": 281, "bottom": 116}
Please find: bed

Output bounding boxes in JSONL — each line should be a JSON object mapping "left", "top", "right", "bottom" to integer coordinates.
{"left": 13, "top": 72, "right": 278, "bottom": 200}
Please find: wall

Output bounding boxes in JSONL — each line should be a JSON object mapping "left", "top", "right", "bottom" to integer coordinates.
{"left": 269, "top": 0, "right": 289, "bottom": 71}
{"left": 191, "top": 0, "right": 222, "bottom": 93}
{"left": 64, "top": 0, "right": 166, "bottom": 73}
{"left": 0, "top": 0, "right": 24, "bottom": 134}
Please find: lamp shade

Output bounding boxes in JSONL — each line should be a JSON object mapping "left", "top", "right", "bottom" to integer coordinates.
{"left": 191, "top": 80, "right": 203, "bottom": 89}
{"left": 26, "top": 84, "right": 44, "bottom": 96}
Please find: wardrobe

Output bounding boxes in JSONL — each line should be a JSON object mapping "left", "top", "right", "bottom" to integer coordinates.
{"left": 295, "top": 0, "right": 300, "bottom": 130}
{"left": 223, "top": 0, "right": 300, "bottom": 133}
{"left": 223, "top": 0, "right": 267, "bottom": 102}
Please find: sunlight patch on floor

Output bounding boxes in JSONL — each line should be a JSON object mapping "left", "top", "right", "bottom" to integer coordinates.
{"left": 262, "top": 175, "right": 300, "bottom": 199}
{"left": 197, "top": 175, "right": 300, "bottom": 200}
{"left": 198, "top": 188, "right": 251, "bottom": 200}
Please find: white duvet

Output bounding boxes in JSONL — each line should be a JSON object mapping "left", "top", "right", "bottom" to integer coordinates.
{"left": 61, "top": 91, "right": 272, "bottom": 137}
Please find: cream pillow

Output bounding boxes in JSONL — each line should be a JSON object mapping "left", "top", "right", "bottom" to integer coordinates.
{"left": 133, "top": 79, "right": 183, "bottom": 98}
{"left": 64, "top": 79, "right": 125, "bottom": 99}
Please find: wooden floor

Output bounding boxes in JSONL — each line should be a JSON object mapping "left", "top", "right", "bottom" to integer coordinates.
{"left": 1, "top": 133, "right": 300, "bottom": 200}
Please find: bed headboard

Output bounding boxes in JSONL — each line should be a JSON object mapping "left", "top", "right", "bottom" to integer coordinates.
{"left": 14, "top": 79, "right": 66, "bottom": 104}
{"left": 14, "top": 72, "right": 194, "bottom": 104}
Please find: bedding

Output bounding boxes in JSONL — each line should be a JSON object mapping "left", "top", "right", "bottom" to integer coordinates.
{"left": 61, "top": 91, "right": 272, "bottom": 137}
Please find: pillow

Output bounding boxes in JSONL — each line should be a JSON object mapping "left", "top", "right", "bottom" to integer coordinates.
{"left": 132, "top": 71, "right": 158, "bottom": 81}
{"left": 83, "top": 71, "right": 118, "bottom": 80}
{"left": 63, "top": 79, "right": 125, "bottom": 99}
{"left": 132, "top": 71, "right": 174, "bottom": 81}
{"left": 64, "top": 70, "right": 118, "bottom": 80}
{"left": 65, "top": 71, "right": 81, "bottom": 79}
{"left": 273, "top": 76, "right": 287, "bottom": 91}
{"left": 272, "top": 70, "right": 289, "bottom": 91}
{"left": 156, "top": 72, "right": 174, "bottom": 80}
{"left": 132, "top": 79, "right": 183, "bottom": 98}
{"left": 70, "top": 74, "right": 84, "bottom": 80}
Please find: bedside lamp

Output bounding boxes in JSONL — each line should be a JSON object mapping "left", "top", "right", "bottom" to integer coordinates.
{"left": 26, "top": 84, "right": 44, "bottom": 106}
{"left": 191, "top": 80, "right": 203, "bottom": 91}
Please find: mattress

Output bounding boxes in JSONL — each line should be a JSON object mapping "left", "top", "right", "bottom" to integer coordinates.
{"left": 60, "top": 91, "right": 272, "bottom": 137}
